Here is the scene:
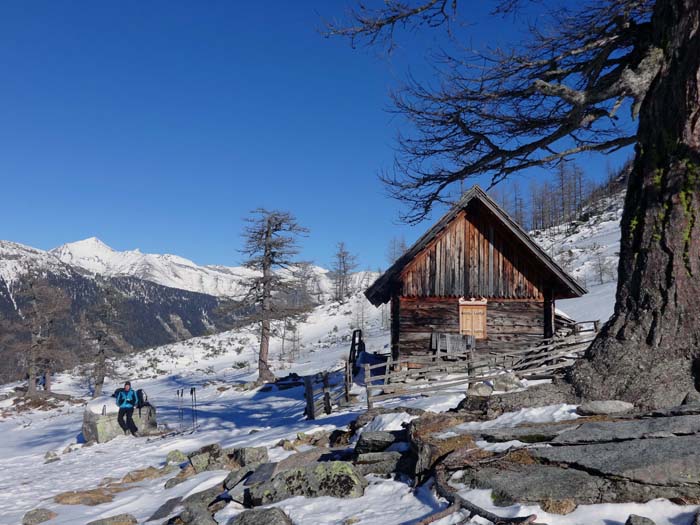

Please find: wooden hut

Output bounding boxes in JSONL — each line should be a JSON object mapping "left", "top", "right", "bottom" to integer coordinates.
{"left": 365, "top": 185, "right": 586, "bottom": 361}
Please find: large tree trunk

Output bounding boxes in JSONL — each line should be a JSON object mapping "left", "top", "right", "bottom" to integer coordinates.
{"left": 571, "top": 0, "right": 700, "bottom": 409}
{"left": 26, "top": 337, "right": 38, "bottom": 398}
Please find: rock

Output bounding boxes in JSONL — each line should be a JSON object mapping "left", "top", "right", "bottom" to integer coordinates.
{"left": 350, "top": 407, "right": 425, "bottom": 433}
{"left": 82, "top": 404, "right": 157, "bottom": 443}
{"left": 122, "top": 464, "right": 176, "bottom": 483}
{"left": 540, "top": 499, "right": 577, "bottom": 515}
{"left": 147, "top": 496, "right": 182, "bottom": 521}
{"left": 244, "top": 462, "right": 279, "bottom": 485}
{"left": 533, "top": 434, "right": 700, "bottom": 485}
{"left": 178, "top": 506, "right": 218, "bottom": 525}
{"left": 227, "top": 508, "right": 293, "bottom": 525}
{"left": 188, "top": 443, "right": 229, "bottom": 473}
{"left": 86, "top": 513, "right": 138, "bottom": 525}
{"left": 683, "top": 391, "right": 700, "bottom": 406}
{"left": 329, "top": 429, "right": 353, "bottom": 447}
{"left": 467, "top": 382, "right": 494, "bottom": 396}
{"left": 577, "top": 400, "right": 635, "bottom": 416}
{"left": 246, "top": 461, "right": 367, "bottom": 505}
{"left": 552, "top": 415, "right": 700, "bottom": 444}
{"left": 355, "top": 431, "right": 397, "bottom": 454}
{"left": 224, "top": 467, "right": 256, "bottom": 491}
{"left": 408, "top": 412, "right": 485, "bottom": 477}
{"left": 166, "top": 449, "right": 188, "bottom": 464}
{"left": 354, "top": 451, "right": 415, "bottom": 477}
{"left": 225, "top": 446, "right": 268, "bottom": 467}
{"left": 22, "top": 508, "right": 57, "bottom": 525}
{"left": 165, "top": 463, "right": 196, "bottom": 489}
{"left": 54, "top": 487, "right": 117, "bottom": 506}
{"left": 458, "top": 462, "right": 604, "bottom": 506}
{"left": 480, "top": 424, "right": 579, "bottom": 444}
{"left": 625, "top": 515, "right": 656, "bottom": 525}
{"left": 492, "top": 373, "right": 524, "bottom": 392}
{"left": 44, "top": 451, "right": 60, "bottom": 464}
{"left": 454, "top": 380, "right": 578, "bottom": 419}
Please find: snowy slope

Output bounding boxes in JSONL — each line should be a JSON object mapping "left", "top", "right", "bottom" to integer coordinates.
{"left": 532, "top": 191, "right": 623, "bottom": 324}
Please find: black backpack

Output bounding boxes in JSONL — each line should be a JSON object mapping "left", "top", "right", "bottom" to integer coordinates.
{"left": 112, "top": 387, "right": 124, "bottom": 398}
{"left": 136, "top": 389, "right": 149, "bottom": 409}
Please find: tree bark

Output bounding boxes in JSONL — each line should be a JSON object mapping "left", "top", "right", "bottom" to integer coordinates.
{"left": 93, "top": 345, "right": 105, "bottom": 398}
{"left": 571, "top": 0, "right": 700, "bottom": 409}
{"left": 26, "top": 336, "right": 38, "bottom": 398}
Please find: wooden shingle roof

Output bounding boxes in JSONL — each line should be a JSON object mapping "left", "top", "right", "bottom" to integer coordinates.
{"left": 365, "top": 185, "right": 587, "bottom": 306}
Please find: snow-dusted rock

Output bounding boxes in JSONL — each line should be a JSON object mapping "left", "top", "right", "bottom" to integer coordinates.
{"left": 492, "top": 373, "right": 525, "bottom": 392}
{"left": 354, "top": 431, "right": 397, "bottom": 454}
{"left": 21, "top": 508, "right": 57, "bottom": 525}
{"left": 227, "top": 508, "right": 292, "bottom": 525}
{"left": 81, "top": 404, "right": 157, "bottom": 443}
{"left": 577, "top": 400, "right": 634, "bottom": 416}
{"left": 467, "top": 382, "right": 494, "bottom": 396}
{"left": 625, "top": 515, "right": 656, "bottom": 525}
{"left": 86, "top": 514, "right": 137, "bottom": 525}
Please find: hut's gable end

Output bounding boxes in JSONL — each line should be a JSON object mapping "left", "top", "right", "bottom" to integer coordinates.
{"left": 400, "top": 202, "right": 544, "bottom": 300}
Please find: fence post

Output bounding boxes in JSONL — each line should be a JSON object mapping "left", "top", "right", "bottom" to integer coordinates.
{"left": 303, "top": 376, "right": 315, "bottom": 420}
{"left": 322, "top": 372, "right": 332, "bottom": 415}
{"left": 384, "top": 354, "right": 392, "bottom": 385}
{"left": 344, "top": 360, "right": 351, "bottom": 404}
{"left": 364, "top": 363, "right": 373, "bottom": 410}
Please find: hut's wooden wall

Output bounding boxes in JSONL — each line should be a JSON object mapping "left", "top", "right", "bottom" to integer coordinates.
{"left": 400, "top": 202, "right": 545, "bottom": 300}
{"left": 396, "top": 297, "right": 545, "bottom": 357}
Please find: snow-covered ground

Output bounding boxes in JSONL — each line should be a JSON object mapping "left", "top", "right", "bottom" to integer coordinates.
{"left": 2, "top": 187, "right": 667, "bottom": 525}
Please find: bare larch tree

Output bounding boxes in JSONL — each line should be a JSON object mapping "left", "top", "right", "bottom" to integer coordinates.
{"left": 241, "top": 209, "right": 308, "bottom": 384}
{"left": 332, "top": 241, "right": 359, "bottom": 302}
{"left": 22, "top": 278, "right": 71, "bottom": 397}
{"left": 329, "top": 0, "right": 700, "bottom": 409}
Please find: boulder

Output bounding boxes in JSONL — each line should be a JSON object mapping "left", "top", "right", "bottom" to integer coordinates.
{"left": 354, "top": 451, "right": 416, "bottom": 477}
{"left": 44, "top": 450, "right": 60, "bottom": 464}
{"left": 540, "top": 499, "right": 577, "bottom": 515}
{"left": 354, "top": 431, "right": 396, "bottom": 454}
{"left": 188, "top": 443, "right": 230, "bottom": 473}
{"left": 576, "top": 400, "right": 634, "bottom": 416}
{"left": 86, "top": 514, "right": 138, "bottom": 525}
{"left": 54, "top": 487, "right": 117, "bottom": 506}
{"left": 22, "top": 508, "right": 57, "bottom": 525}
{"left": 246, "top": 461, "right": 367, "bottom": 505}
{"left": 165, "top": 463, "right": 196, "bottom": 489}
{"left": 147, "top": 496, "right": 182, "bottom": 521}
{"left": 166, "top": 449, "right": 188, "bottom": 465}
{"left": 467, "top": 382, "right": 494, "bottom": 396}
{"left": 82, "top": 402, "right": 157, "bottom": 443}
{"left": 225, "top": 446, "right": 268, "bottom": 467}
{"left": 625, "top": 516, "right": 656, "bottom": 525}
{"left": 492, "top": 373, "right": 524, "bottom": 392}
{"left": 227, "top": 508, "right": 293, "bottom": 525}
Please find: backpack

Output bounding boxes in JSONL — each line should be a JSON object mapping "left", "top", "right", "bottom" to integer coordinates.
{"left": 136, "top": 389, "right": 149, "bottom": 409}
{"left": 112, "top": 387, "right": 125, "bottom": 398}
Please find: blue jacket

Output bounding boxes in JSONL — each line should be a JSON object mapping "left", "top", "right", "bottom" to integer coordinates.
{"left": 116, "top": 389, "right": 138, "bottom": 409}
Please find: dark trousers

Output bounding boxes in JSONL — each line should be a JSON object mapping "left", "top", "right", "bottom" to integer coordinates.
{"left": 118, "top": 407, "right": 138, "bottom": 435}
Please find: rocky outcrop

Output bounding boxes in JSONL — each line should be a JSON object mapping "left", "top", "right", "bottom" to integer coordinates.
{"left": 440, "top": 407, "right": 700, "bottom": 507}
{"left": 576, "top": 399, "right": 635, "bottom": 416}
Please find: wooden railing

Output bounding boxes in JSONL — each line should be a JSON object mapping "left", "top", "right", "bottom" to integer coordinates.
{"left": 364, "top": 330, "right": 597, "bottom": 409}
{"left": 303, "top": 360, "right": 354, "bottom": 420}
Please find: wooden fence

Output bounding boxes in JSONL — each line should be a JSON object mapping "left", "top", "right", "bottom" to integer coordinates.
{"left": 303, "top": 360, "right": 354, "bottom": 420}
{"left": 364, "top": 323, "right": 598, "bottom": 409}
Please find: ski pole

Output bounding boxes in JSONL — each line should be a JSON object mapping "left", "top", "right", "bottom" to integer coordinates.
{"left": 193, "top": 387, "right": 198, "bottom": 430}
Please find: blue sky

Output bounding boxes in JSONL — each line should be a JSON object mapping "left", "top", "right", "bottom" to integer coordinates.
{"left": 1, "top": 1, "right": 632, "bottom": 270}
